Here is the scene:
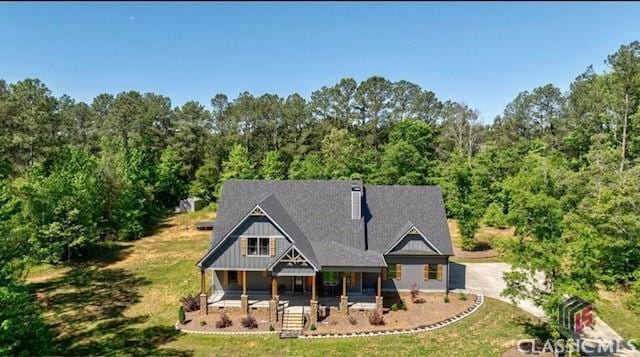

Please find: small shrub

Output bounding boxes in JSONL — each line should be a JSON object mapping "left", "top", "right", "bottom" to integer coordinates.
{"left": 310, "top": 324, "right": 317, "bottom": 331}
{"left": 444, "top": 295, "right": 450, "bottom": 303}
{"left": 368, "top": 311, "right": 385, "bottom": 326}
{"left": 399, "top": 299, "right": 407, "bottom": 310}
{"left": 414, "top": 298, "right": 426, "bottom": 304}
{"left": 241, "top": 314, "right": 258, "bottom": 329}
{"left": 200, "top": 320, "right": 207, "bottom": 326}
{"left": 269, "top": 324, "right": 275, "bottom": 331}
{"left": 458, "top": 292, "right": 467, "bottom": 301}
{"left": 410, "top": 283, "right": 420, "bottom": 302}
{"left": 390, "top": 303, "right": 398, "bottom": 311}
{"left": 178, "top": 306, "right": 186, "bottom": 324}
{"left": 347, "top": 316, "right": 358, "bottom": 325}
{"left": 216, "top": 313, "right": 232, "bottom": 328}
{"left": 180, "top": 294, "right": 200, "bottom": 312}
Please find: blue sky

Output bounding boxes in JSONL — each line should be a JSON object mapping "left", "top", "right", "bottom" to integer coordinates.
{"left": 1, "top": 2, "right": 640, "bottom": 122}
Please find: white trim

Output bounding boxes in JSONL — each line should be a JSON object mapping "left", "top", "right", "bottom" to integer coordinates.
{"left": 383, "top": 225, "right": 443, "bottom": 255}
{"left": 243, "top": 236, "right": 273, "bottom": 258}
{"left": 267, "top": 245, "right": 319, "bottom": 272}
{"left": 196, "top": 204, "right": 294, "bottom": 267}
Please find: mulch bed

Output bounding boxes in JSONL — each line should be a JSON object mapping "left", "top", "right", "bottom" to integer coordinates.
{"left": 307, "top": 292, "right": 475, "bottom": 335}
{"left": 180, "top": 309, "right": 274, "bottom": 332}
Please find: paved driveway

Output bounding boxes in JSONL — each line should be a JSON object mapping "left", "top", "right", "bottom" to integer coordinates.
{"left": 449, "top": 262, "right": 545, "bottom": 317}
{"left": 451, "top": 262, "right": 639, "bottom": 356}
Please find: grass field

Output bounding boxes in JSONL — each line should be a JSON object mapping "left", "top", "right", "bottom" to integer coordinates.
{"left": 28, "top": 212, "right": 545, "bottom": 356}
{"left": 448, "top": 219, "right": 516, "bottom": 263}
{"left": 595, "top": 290, "right": 640, "bottom": 347}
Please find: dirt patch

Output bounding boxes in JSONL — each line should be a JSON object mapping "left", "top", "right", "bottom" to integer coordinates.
{"left": 307, "top": 292, "right": 475, "bottom": 335}
{"left": 181, "top": 309, "right": 274, "bottom": 332}
{"left": 449, "top": 219, "right": 515, "bottom": 260}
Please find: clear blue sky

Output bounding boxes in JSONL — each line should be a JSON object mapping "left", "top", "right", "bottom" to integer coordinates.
{"left": 2, "top": 2, "right": 640, "bottom": 122}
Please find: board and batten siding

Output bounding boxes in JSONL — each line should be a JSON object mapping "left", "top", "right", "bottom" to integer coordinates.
{"left": 388, "top": 234, "right": 437, "bottom": 255}
{"left": 203, "top": 216, "right": 291, "bottom": 270}
{"left": 382, "top": 256, "right": 449, "bottom": 291}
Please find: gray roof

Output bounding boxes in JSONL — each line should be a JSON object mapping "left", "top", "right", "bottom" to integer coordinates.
{"left": 205, "top": 180, "right": 452, "bottom": 268}
{"left": 364, "top": 185, "right": 453, "bottom": 255}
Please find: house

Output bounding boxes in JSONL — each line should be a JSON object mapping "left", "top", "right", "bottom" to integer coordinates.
{"left": 195, "top": 179, "right": 453, "bottom": 324}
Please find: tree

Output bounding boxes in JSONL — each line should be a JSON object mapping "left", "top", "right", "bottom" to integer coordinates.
{"left": 378, "top": 140, "right": 425, "bottom": 185}
{"left": 218, "top": 144, "right": 256, "bottom": 192}
{"left": 15, "top": 149, "right": 103, "bottom": 262}
{"left": 288, "top": 153, "right": 325, "bottom": 179}
{"left": 0, "top": 283, "right": 52, "bottom": 356}
{"left": 155, "top": 147, "right": 186, "bottom": 207}
{"left": 440, "top": 102, "right": 483, "bottom": 160}
{"left": 170, "top": 101, "right": 211, "bottom": 181}
{"left": 320, "top": 127, "right": 359, "bottom": 179}
{"left": 189, "top": 159, "right": 220, "bottom": 203}
{"left": 606, "top": 42, "right": 640, "bottom": 174}
{"left": 482, "top": 202, "right": 508, "bottom": 228}
{"left": 259, "top": 151, "right": 285, "bottom": 180}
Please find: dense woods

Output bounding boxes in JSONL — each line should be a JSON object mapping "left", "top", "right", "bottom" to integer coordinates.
{"left": 1, "top": 42, "right": 640, "bottom": 352}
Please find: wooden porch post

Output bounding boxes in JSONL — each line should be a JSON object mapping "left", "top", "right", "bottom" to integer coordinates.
{"left": 242, "top": 270, "right": 247, "bottom": 295}
{"left": 271, "top": 275, "right": 278, "bottom": 299}
{"left": 200, "top": 269, "right": 205, "bottom": 294}
{"left": 342, "top": 272, "right": 347, "bottom": 297}
{"left": 377, "top": 270, "right": 382, "bottom": 298}
{"left": 312, "top": 273, "right": 316, "bottom": 301}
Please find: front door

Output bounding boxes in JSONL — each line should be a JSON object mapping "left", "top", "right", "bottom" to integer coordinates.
{"left": 293, "top": 276, "right": 304, "bottom": 293}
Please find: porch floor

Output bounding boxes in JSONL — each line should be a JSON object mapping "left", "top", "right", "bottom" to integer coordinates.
{"left": 208, "top": 292, "right": 376, "bottom": 310}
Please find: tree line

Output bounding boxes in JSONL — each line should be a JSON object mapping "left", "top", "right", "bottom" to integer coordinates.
{"left": 1, "top": 41, "right": 640, "bottom": 353}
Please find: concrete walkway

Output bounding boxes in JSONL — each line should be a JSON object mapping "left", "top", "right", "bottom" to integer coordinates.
{"left": 451, "top": 262, "right": 638, "bottom": 356}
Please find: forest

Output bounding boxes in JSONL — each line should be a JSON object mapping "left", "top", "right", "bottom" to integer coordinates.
{"left": 1, "top": 41, "right": 639, "bottom": 354}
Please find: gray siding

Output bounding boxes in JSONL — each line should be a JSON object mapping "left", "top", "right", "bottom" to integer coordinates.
{"left": 204, "top": 216, "right": 291, "bottom": 270}
{"left": 382, "top": 256, "right": 448, "bottom": 291}
{"left": 388, "top": 234, "right": 436, "bottom": 255}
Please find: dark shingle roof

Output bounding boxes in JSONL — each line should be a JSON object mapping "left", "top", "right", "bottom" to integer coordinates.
{"left": 364, "top": 185, "right": 453, "bottom": 255}
{"left": 205, "top": 180, "right": 452, "bottom": 268}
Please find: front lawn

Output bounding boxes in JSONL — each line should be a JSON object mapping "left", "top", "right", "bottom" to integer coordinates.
{"left": 595, "top": 290, "right": 640, "bottom": 347}
{"left": 28, "top": 212, "right": 543, "bottom": 356}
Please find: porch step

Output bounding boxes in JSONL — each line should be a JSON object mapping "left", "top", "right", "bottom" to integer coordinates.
{"left": 281, "top": 312, "right": 304, "bottom": 332}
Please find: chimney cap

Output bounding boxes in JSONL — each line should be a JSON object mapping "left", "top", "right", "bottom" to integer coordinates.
{"left": 351, "top": 182, "right": 361, "bottom": 191}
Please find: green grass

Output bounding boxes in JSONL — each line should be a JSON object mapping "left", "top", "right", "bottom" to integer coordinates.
{"left": 28, "top": 212, "right": 543, "bottom": 356}
{"left": 595, "top": 291, "right": 640, "bottom": 347}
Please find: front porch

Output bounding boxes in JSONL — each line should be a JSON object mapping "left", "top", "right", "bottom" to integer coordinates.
{"left": 197, "top": 269, "right": 384, "bottom": 323}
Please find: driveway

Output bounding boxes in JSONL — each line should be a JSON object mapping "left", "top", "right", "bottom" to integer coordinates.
{"left": 449, "top": 262, "right": 545, "bottom": 317}
{"left": 451, "top": 262, "right": 639, "bottom": 356}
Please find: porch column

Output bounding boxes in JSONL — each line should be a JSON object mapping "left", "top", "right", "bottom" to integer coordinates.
{"left": 340, "top": 272, "right": 349, "bottom": 314}
{"left": 309, "top": 273, "right": 318, "bottom": 326}
{"left": 199, "top": 269, "right": 208, "bottom": 315}
{"left": 269, "top": 274, "right": 279, "bottom": 323}
{"left": 240, "top": 270, "right": 249, "bottom": 313}
{"left": 376, "top": 269, "right": 383, "bottom": 314}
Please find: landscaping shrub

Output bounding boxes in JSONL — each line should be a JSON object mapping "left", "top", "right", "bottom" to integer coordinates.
{"left": 180, "top": 293, "right": 200, "bottom": 312}
{"left": 269, "top": 324, "right": 275, "bottom": 331}
{"left": 458, "top": 292, "right": 467, "bottom": 301}
{"left": 178, "top": 306, "right": 186, "bottom": 324}
{"left": 200, "top": 320, "right": 207, "bottom": 326}
{"left": 216, "top": 313, "right": 232, "bottom": 328}
{"left": 368, "top": 311, "right": 385, "bottom": 326}
{"left": 444, "top": 295, "right": 450, "bottom": 303}
{"left": 410, "top": 283, "right": 420, "bottom": 302}
{"left": 241, "top": 314, "right": 258, "bottom": 329}
{"left": 347, "top": 316, "right": 358, "bottom": 325}
{"left": 310, "top": 324, "right": 317, "bottom": 331}
{"left": 390, "top": 303, "right": 398, "bottom": 311}
{"left": 399, "top": 299, "right": 407, "bottom": 310}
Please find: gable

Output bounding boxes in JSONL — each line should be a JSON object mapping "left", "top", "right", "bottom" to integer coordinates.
{"left": 198, "top": 215, "right": 291, "bottom": 269}
{"left": 387, "top": 234, "right": 437, "bottom": 255}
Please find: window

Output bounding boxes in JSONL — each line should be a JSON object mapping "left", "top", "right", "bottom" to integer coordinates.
{"left": 428, "top": 264, "right": 438, "bottom": 280}
{"left": 323, "top": 272, "right": 340, "bottom": 286}
{"left": 387, "top": 264, "right": 399, "bottom": 280}
{"left": 247, "top": 237, "right": 270, "bottom": 256}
